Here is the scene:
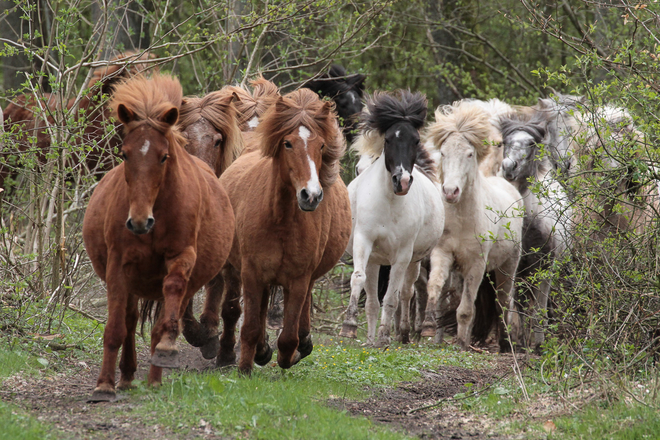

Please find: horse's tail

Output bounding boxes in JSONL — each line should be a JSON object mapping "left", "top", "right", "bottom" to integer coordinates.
{"left": 138, "top": 299, "right": 161, "bottom": 337}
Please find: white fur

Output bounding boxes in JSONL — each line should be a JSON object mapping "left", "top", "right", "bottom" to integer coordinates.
{"left": 425, "top": 131, "right": 524, "bottom": 350}
{"left": 342, "top": 153, "right": 446, "bottom": 346}
{"left": 140, "top": 140, "right": 150, "bottom": 156}
{"left": 248, "top": 116, "right": 259, "bottom": 129}
{"left": 299, "top": 126, "right": 311, "bottom": 149}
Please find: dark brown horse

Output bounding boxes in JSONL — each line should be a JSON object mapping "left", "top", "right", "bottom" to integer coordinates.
{"left": 199, "top": 89, "right": 351, "bottom": 373}
{"left": 82, "top": 74, "right": 234, "bottom": 401}
{"left": 1, "top": 51, "right": 152, "bottom": 190}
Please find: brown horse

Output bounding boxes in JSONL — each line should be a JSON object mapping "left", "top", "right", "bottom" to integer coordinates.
{"left": 1, "top": 51, "right": 152, "bottom": 190}
{"left": 207, "top": 89, "right": 351, "bottom": 373}
{"left": 82, "top": 74, "right": 234, "bottom": 401}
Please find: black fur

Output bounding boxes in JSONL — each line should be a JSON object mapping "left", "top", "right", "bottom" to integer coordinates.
{"left": 499, "top": 112, "right": 548, "bottom": 144}
{"left": 365, "top": 90, "right": 427, "bottom": 134}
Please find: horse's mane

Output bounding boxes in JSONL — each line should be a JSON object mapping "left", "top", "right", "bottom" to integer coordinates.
{"left": 352, "top": 91, "right": 436, "bottom": 180}
{"left": 258, "top": 88, "right": 344, "bottom": 187}
{"left": 304, "top": 64, "right": 366, "bottom": 98}
{"left": 500, "top": 111, "right": 553, "bottom": 176}
{"left": 87, "top": 51, "right": 154, "bottom": 95}
{"left": 110, "top": 74, "right": 186, "bottom": 148}
{"left": 219, "top": 77, "right": 280, "bottom": 131}
{"left": 179, "top": 91, "right": 244, "bottom": 173}
{"left": 425, "top": 101, "right": 492, "bottom": 163}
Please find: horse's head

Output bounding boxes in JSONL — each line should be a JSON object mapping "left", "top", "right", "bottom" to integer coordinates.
{"left": 260, "top": 90, "right": 344, "bottom": 212}
{"left": 426, "top": 103, "right": 491, "bottom": 204}
{"left": 500, "top": 112, "right": 548, "bottom": 184}
{"left": 112, "top": 75, "right": 184, "bottom": 235}
{"left": 362, "top": 91, "right": 427, "bottom": 196}
{"left": 179, "top": 92, "right": 242, "bottom": 176}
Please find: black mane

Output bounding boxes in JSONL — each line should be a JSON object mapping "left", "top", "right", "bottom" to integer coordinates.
{"left": 499, "top": 111, "right": 548, "bottom": 144}
{"left": 365, "top": 90, "right": 427, "bottom": 134}
{"left": 303, "top": 64, "right": 366, "bottom": 99}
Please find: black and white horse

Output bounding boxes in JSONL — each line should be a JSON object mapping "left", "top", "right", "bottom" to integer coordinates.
{"left": 500, "top": 111, "right": 573, "bottom": 350}
{"left": 304, "top": 64, "right": 366, "bottom": 143}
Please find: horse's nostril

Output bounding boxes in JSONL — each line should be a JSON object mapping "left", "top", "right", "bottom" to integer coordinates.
{"left": 146, "top": 217, "right": 155, "bottom": 230}
{"left": 392, "top": 175, "right": 398, "bottom": 184}
{"left": 126, "top": 218, "right": 133, "bottom": 231}
{"left": 300, "top": 188, "right": 309, "bottom": 201}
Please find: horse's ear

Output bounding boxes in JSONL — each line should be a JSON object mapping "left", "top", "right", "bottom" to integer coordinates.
{"left": 274, "top": 96, "right": 288, "bottom": 113}
{"left": 230, "top": 91, "right": 241, "bottom": 103}
{"left": 316, "top": 100, "right": 333, "bottom": 119}
{"left": 161, "top": 106, "right": 179, "bottom": 126}
{"left": 349, "top": 74, "right": 367, "bottom": 91}
{"left": 117, "top": 104, "right": 136, "bottom": 125}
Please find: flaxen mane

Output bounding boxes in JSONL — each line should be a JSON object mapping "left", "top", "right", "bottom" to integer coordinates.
{"left": 258, "top": 88, "right": 344, "bottom": 187}
{"left": 179, "top": 91, "right": 244, "bottom": 173}
{"left": 110, "top": 74, "right": 186, "bottom": 148}
{"left": 353, "top": 90, "right": 436, "bottom": 179}
{"left": 425, "top": 101, "right": 492, "bottom": 163}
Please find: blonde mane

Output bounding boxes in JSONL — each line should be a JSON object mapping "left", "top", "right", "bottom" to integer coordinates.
{"left": 258, "top": 88, "right": 345, "bottom": 187}
{"left": 110, "top": 74, "right": 186, "bottom": 148}
{"left": 425, "top": 101, "right": 492, "bottom": 163}
{"left": 179, "top": 91, "right": 244, "bottom": 174}
{"left": 217, "top": 77, "right": 280, "bottom": 131}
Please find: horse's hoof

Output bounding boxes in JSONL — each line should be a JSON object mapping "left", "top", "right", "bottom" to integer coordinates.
{"left": 254, "top": 344, "right": 273, "bottom": 366}
{"left": 116, "top": 381, "right": 135, "bottom": 391}
{"left": 278, "top": 350, "right": 301, "bottom": 369}
{"left": 200, "top": 336, "right": 220, "bottom": 360}
{"left": 298, "top": 335, "right": 313, "bottom": 359}
{"left": 216, "top": 348, "right": 237, "bottom": 367}
{"left": 151, "top": 348, "right": 180, "bottom": 368}
{"left": 88, "top": 388, "right": 117, "bottom": 403}
{"left": 339, "top": 322, "right": 358, "bottom": 339}
{"left": 420, "top": 322, "right": 436, "bottom": 337}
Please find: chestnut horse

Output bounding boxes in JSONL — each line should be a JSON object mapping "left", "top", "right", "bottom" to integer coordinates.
{"left": 82, "top": 74, "right": 234, "bottom": 401}
{"left": 1, "top": 51, "right": 152, "bottom": 190}
{"left": 210, "top": 89, "right": 351, "bottom": 373}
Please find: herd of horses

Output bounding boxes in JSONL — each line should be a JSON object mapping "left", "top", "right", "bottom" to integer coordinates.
{"left": 2, "top": 54, "right": 654, "bottom": 402}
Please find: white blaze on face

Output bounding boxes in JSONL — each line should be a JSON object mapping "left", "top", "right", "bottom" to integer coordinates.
{"left": 140, "top": 140, "right": 150, "bottom": 156}
{"left": 298, "top": 125, "right": 321, "bottom": 196}
{"left": 248, "top": 116, "right": 259, "bottom": 129}
{"left": 349, "top": 91, "right": 357, "bottom": 104}
{"left": 395, "top": 130, "right": 400, "bottom": 138}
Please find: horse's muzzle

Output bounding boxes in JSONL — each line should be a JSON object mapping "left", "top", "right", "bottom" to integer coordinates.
{"left": 126, "top": 216, "right": 155, "bottom": 235}
{"left": 298, "top": 188, "right": 324, "bottom": 212}
{"left": 392, "top": 173, "right": 413, "bottom": 196}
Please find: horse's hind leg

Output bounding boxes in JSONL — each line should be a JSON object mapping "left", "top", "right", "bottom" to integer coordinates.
{"left": 531, "top": 279, "right": 551, "bottom": 353}
{"left": 340, "top": 237, "right": 373, "bottom": 339}
{"left": 217, "top": 266, "right": 241, "bottom": 367}
{"left": 412, "top": 261, "right": 429, "bottom": 341}
{"left": 117, "top": 295, "right": 139, "bottom": 390}
{"left": 495, "top": 257, "right": 520, "bottom": 353}
{"left": 398, "top": 262, "right": 421, "bottom": 345}
{"left": 297, "top": 284, "right": 314, "bottom": 360}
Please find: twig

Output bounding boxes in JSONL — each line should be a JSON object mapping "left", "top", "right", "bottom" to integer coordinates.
{"left": 67, "top": 303, "right": 106, "bottom": 323}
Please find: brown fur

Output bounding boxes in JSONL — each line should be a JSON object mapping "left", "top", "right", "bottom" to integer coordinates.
{"left": 82, "top": 74, "right": 234, "bottom": 399}
{"left": 179, "top": 91, "right": 244, "bottom": 176}
{"left": 199, "top": 88, "right": 351, "bottom": 373}
{"left": 218, "top": 77, "right": 280, "bottom": 132}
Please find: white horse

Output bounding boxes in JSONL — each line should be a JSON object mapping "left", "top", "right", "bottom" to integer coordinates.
{"left": 340, "top": 91, "right": 445, "bottom": 347}
{"left": 422, "top": 101, "right": 524, "bottom": 351}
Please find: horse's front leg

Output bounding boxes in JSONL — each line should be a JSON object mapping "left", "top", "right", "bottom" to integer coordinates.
{"left": 278, "top": 276, "right": 312, "bottom": 369}
{"left": 363, "top": 262, "right": 380, "bottom": 345}
{"left": 238, "top": 269, "right": 270, "bottom": 374}
{"left": 150, "top": 246, "right": 196, "bottom": 369}
{"left": 456, "top": 262, "right": 487, "bottom": 351}
{"left": 398, "top": 261, "right": 421, "bottom": 345}
{"left": 340, "top": 234, "right": 373, "bottom": 339}
{"left": 376, "top": 257, "right": 410, "bottom": 348}
{"left": 182, "top": 272, "right": 225, "bottom": 359}
{"left": 90, "top": 256, "right": 128, "bottom": 402}
{"left": 296, "top": 281, "right": 315, "bottom": 361}
{"left": 117, "top": 294, "right": 139, "bottom": 391}
{"left": 423, "top": 247, "right": 453, "bottom": 338}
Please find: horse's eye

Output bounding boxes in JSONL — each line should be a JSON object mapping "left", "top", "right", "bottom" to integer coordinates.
{"left": 468, "top": 152, "right": 473, "bottom": 158}
{"left": 284, "top": 140, "right": 293, "bottom": 149}
{"left": 161, "top": 154, "right": 169, "bottom": 164}
{"left": 214, "top": 139, "right": 222, "bottom": 148}
{"left": 321, "top": 144, "right": 325, "bottom": 150}
{"left": 121, "top": 152, "right": 127, "bottom": 160}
